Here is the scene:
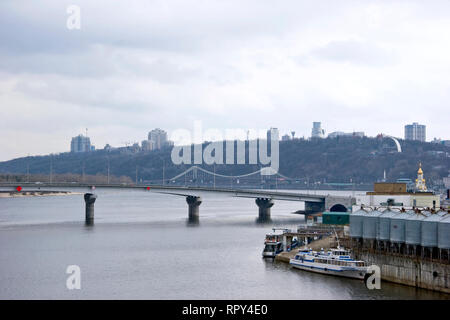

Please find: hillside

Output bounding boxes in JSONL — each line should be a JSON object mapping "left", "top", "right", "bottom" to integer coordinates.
{"left": 0, "top": 137, "right": 449, "bottom": 188}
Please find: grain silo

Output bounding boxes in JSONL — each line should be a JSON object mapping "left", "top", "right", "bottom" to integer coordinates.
{"left": 438, "top": 215, "right": 450, "bottom": 250}
{"left": 362, "top": 209, "right": 382, "bottom": 240}
{"left": 421, "top": 212, "right": 441, "bottom": 248}
{"left": 376, "top": 209, "right": 398, "bottom": 242}
{"left": 390, "top": 210, "right": 412, "bottom": 244}
{"left": 405, "top": 211, "right": 428, "bottom": 246}
{"left": 349, "top": 208, "right": 366, "bottom": 239}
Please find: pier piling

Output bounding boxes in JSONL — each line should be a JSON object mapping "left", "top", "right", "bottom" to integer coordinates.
{"left": 84, "top": 193, "right": 97, "bottom": 225}
{"left": 255, "top": 198, "right": 274, "bottom": 222}
{"left": 186, "top": 196, "right": 202, "bottom": 222}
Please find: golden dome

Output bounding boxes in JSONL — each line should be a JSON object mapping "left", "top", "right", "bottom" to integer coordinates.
{"left": 417, "top": 163, "right": 423, "bottom": 174}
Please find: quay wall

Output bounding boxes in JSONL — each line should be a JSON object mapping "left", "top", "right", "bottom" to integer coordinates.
{"left": 354, "top": 250, "right": 450, "bottom": 294}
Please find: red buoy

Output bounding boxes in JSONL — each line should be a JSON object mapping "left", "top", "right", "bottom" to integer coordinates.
{"left": 146, "top": 186, "right": 151, "bottom": 191}
{"left": 16, "top": 186, "right": 22, "bottom": 192}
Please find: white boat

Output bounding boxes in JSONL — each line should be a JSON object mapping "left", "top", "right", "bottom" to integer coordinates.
{"left": 289, "top": 247, "right": 369, "bottom": 279}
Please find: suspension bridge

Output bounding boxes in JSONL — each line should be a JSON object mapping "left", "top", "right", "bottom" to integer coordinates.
{"left": 159, "top": 165, "right": 298, "bottom": 188}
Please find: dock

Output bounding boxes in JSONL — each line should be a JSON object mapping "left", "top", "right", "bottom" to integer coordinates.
{"left": 274, "top": 230, "right": 342, "bottom": 263}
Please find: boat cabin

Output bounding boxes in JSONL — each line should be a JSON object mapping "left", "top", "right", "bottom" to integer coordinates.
{"left": 264, "top": 234, "right": 282, "bottom": 244}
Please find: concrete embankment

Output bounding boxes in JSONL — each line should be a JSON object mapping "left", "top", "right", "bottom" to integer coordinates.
{"left": 354, "top": 250, "right": 450, "bottom": 294}
{"left": 0, "top": 191, "right": 81, "bottom": 198}
{"left": 274, "top": 230, "right": 450, "bottom": 294}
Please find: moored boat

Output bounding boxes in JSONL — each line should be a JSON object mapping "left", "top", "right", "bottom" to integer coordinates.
{"left": 289, "top": 247, "right": 369, "bottom": 279}
{"left": 262, "top": 232, "right": 284, "bottom": 258}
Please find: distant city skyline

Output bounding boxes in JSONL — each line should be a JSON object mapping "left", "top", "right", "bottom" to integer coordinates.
{"left": 3, "top": 120, "right": 449, "bottom": 161}
{"left": 1, "top": 1, "right": 450, "bottom": 161}
{"left": 59, "top": 121, "right": 446, "bottom": 158}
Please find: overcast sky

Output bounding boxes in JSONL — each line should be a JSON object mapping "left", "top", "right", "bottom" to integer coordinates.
{"left": 1, "top": 0, "right": 449, "bottom": 161}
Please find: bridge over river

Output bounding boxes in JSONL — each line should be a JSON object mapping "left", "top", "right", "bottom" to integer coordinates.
{"left": 0, "top": 181, "right": 355, "bottom": 224}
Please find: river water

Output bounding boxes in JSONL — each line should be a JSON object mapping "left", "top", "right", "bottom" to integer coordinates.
{"left": 0, "top": 188, "right": 448, "bottom": 299}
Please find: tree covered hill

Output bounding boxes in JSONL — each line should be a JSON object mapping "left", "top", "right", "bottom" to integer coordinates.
{"left": 0, "top": 136, "right": 449, "bottom": 186}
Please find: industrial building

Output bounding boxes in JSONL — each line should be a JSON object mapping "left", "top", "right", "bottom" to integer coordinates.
{"left": 354, "top": 188, "right": 439, "bottom": 211}
{"left": 322, "top": 211, "right": 349, "bottom": 225}
{"left": 353, "top": 165, "right": 439, "bottom": 211}
{"left": 349, "top": 206, "right": 449, "bottom": 260}
{"left": 347, "top": 205, "right": 450, "bottom": 293}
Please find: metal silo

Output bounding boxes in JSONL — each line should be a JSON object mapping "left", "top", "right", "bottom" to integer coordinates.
{"left": 405, "top": 211, "right": 428, "bottom": 245}
{"left": 390, "top": 211, "right": 412, "bottom": 243}
{"left": 438, "top": 215, "right": 450, "bottom": 249}
{"left": 362, "top": 209, "right": 382, "bottom": 240}
{"left": 421, "top": 212, "right": 441, "bottom": 248}
{"left": 376, "top": 209, "right": 397, "bottom": 241}
{"left": 350, "top": 208, "right": 366, "bottom": 238}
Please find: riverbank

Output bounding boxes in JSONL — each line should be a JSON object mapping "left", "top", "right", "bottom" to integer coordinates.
{"left": 0, "top": 191, "right": 81, "bottom": 198}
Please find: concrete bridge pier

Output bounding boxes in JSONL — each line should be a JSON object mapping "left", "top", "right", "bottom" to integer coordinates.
{"left": 186, "top": 196, "right": 202, "bottom": 223}
{"left": 255, "top": 198, "right": 274, "bottom": 223}
{"left": 84, "top": 193, "right": 97, "bottom": 225}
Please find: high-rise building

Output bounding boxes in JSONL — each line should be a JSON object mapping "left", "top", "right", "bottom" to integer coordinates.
{"left": 311, "top": 122, "right": 325, "bottom": 138}
{"left": 148, "top": 128, "right": 168, "bottom": 150}
{"left": 266, "top": 127, "right": 279, "bottom": 141}
{"left": 141, "top": 140, "right": 154, "bottom": 151}
{"left": 70, "top": 134, "right": 92, "bottom": 153}
{"left": 405, "top": 122, "right": 426, "bottom": 142}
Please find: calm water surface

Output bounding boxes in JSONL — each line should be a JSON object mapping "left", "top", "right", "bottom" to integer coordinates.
{"left": 0, "top": 189, "right": 448, "bottom": 299}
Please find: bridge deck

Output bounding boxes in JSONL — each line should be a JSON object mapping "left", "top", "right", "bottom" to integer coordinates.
{"left": 0, "top": 183, "right": 329, "bottom": 202}
{"left": 0, "top": 183, "right": 357, "bottom": 206}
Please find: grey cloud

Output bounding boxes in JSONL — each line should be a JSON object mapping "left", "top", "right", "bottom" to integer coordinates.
{"left": 1, "top": 0, "right": 450, "bottom": 161}
{"left": 0, "top": 49, "right": 204, "bottom": 83}
{"left": 309, "top": 40, "right": 398, "bottom": 66}
{"left": 13, "top": 76, "right": 154, "bottom": 112}
{"left": 0, "top": 0, "right": 344, "bottom": 55}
